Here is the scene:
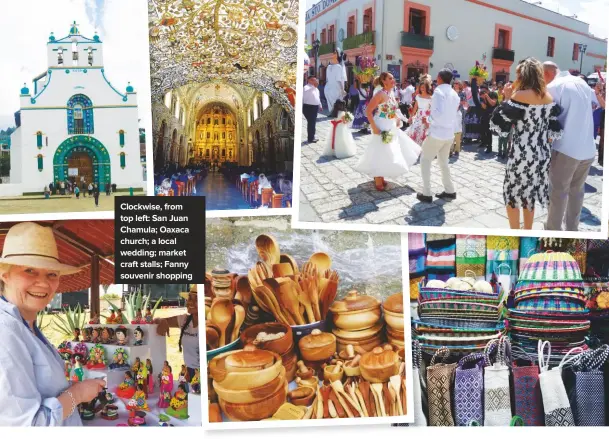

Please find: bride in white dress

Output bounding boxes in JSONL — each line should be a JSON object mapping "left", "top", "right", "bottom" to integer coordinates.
{"left": 322, "top": 105, "right": 357, "bottom": 159}
{"left": 355, "top": 72, "right": 422, "bottom": 191}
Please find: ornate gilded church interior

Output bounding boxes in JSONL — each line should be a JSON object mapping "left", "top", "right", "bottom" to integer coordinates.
{"left": 149, "top": 0, "right": 298, "bottom": 210}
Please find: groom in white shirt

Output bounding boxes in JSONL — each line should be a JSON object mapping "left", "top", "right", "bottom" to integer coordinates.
{"left": 417, "top": 68, "right": 461, "bottom": 203}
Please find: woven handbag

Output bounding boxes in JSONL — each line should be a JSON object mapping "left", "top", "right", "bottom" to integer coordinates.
{"left": 412, "top": 340, "right": 428, "bottom": 426}
{"left": 484, "top": 336, "right": 513, "bottom": 426}
{"left": 571, "top": 345, "right": 609, "bottom": 426}
{"left": 426, "top": 347, "right": 457, "bottom": 426}
{"left": 511, "top": 346, "right": 544, "bottom": 426}
{"left": 538, "top": 340, "right": 582, "bottom": 426}
{"left": 454, "top": 352, "right": 486, "bottom": 426}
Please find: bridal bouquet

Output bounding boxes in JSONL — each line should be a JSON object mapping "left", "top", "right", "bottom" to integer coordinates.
{"left": 381, "top": 131, "right": 393, "bottom": 144}
{"left": 343, "top": 112, "right": 354, "bottom": 122}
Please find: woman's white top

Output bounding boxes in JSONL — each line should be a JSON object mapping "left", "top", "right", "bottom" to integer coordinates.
{"left": 177, "top": 314, "right": 199, "bottom": 369}
{"left": 0, "top": 297, "right": 82, "bottom": 425}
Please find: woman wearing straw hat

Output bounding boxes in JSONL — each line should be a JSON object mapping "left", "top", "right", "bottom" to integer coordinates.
{"left": 154, "top": 285, "right": 199, "bottom": 377}
{"left": 0, "top": 222, "right": 106, "bottom": 425}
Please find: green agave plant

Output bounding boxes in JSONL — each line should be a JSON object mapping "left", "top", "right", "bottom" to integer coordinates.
{"left": 36, "top": 310, "right": 51, "bottom": 331}
{"left": 53, "top": 303, "right": 87, "bottom": 337}
{"left": 105, "top": 291, "right": 162, "bottom": 322}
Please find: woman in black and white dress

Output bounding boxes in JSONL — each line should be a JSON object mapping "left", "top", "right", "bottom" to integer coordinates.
{"left": 490, "top": 57, "right": 563, "bottom": 230}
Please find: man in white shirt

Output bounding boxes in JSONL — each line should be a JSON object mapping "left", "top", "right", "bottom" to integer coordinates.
{"left": 543, "top": 61, "right": 596, "bottom": 231}
{"left": 417, "top": 68, "right": 461, "bottom": 203}
{"left": 302, "top": 76, "right": 323, "bottom": 143}
{"left": 399, "top": 80, "right": 415, "bottom": 129}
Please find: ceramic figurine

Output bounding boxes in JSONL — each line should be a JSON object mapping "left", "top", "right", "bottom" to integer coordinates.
{"left": 80, "top": 405, "right": 95, "bottom": 421}
{"left": 72, "top": 356, "right": 84, "bottom": 381}
{"left": 131, "top": 357, "right": 142, "bottom": 374}
{"left": 134, "top": 326, "right": 144, "bottom": 346}
{"left": 132, "top": 309, "right": 144, "bottom": 324}
{"left": 190, "top": 369, "right": 200, "bottom": 394}
{"left": 64, "top": 361, "right": 71, "bottom": 381}
{"left": 116, "top": 309, "right": 124, "bottom": 324}
{"left": 73, "top": 342, "right": 89, "bottom": 363}
{"left": 89, "top": 313, "right": 100, "bottom": 324}
{"left": 109, "top": 327, "right": 116, "bottom": 344}
{"left": 166, "top": 384, "right": 189, "bottom": 419}
{"left": 82, "top": 327, "right": 92, "bottom": 342}
{"left": 91, "top": 327, "right": 101, "bottom": 344}
{"left": 104, "top": 390, "right": 116, "bottom": 404}
{"left": 178, "top": 365, "right": 190, "bottom": 393}
{"left": 115, "top": 326, "right": 128, "bottom": 346}
{"left": 145, "top": 307, "right": 153, "bottom": 323}
{"left": 116, "top": 371, "right": 136, "bottom": 399}
{"left": 86, "top": 344, "right": 106, "bottom": 369}
{"left": 109, "top": 347, "right": 130, "bottom": 370}
{"left": 101, "top": 404, "right": 119, "bottom": 420}
{"left": 136, "top": 363, "right": 149, "bottom": 397}
{"left": 146, "top": 359, "right": 154, "bottom": 394}
{"left": 157, "top": 364, "right": 173, "bottom": 409}
{"left": 72, "top": 328, "right": 81, "bottom": 342}
{"left": 132, "top": 383, "right": 149, "bottom": 411}
{"left": 57, "top": 341, "right": 73, "bottom": 361}
{"left": 106, "top": 309, "right": 117, "bottom": 324}
{"left": 100, "top": 327, "right": 111, "bottom": 344}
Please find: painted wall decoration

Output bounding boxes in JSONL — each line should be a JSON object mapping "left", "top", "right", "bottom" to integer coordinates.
{"left": 53, "top": 136, "right": 111, "bottom": 190}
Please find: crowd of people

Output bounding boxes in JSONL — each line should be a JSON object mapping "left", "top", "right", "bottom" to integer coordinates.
{"left": 303, "top": 49, "right": 606, "bottom": 231}
{"left": 42, "top": 178, "right": 112, "bottom": 207}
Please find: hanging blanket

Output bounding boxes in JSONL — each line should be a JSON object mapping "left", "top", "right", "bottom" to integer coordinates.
{"left": 426, "top": 234, "right": 456, "bottom": 281}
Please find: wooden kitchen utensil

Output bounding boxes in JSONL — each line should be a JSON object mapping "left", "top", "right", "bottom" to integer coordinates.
{"left": 280, "top": 254, "right": 300, "bottom": 275}
{"left": 309, "top": 252, "right": 331, "bottom": 272}
{"left": 294, "top": 280, "right": 316, "bottom": 323}
{"left": 209, "top": 298, "right": 234, "bottom": 347}
{"left": 255, "top": 234, "right": 280, "bottom": 265}
{"left": 230, "top": 304, "right": 245, "bottom": 342}
{"left": 235, "top": 276, "right": 253, "bottom": 306}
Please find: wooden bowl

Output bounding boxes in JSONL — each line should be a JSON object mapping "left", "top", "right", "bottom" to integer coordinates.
{"left": 330, "top": 291, "right": 382, "bottom": 331}
{"left": 213, "top": 368, "right": 286, "bottom": 404}
{"left": 383, "top": 293, "right": 404, "bottom": 314}
{"left": 240, "top": 322, "right": 293, "bottom": 356}
{"left": 209, "top": 349, "right": 283, "bottom": 390}
{"left": 224, "top": 349, "right": 275, "bottom": 372}
{"left": 282, "top": 349, "right": 298, "bottom": 382}
{"left": 383, "top": 310, "right": 405, "bottom": 331}
{"left": 291, "top": 320, "right": 328, "bottom": 347}
{"left": 298, "top": 329, "right": 336, "bottom": 362}
{"left": 336, "top": 333, "right": 384, "bottom": 354}
{"left": 332, "top": 320, "right": 384, "bottom": 341}
{"left": 360, "top": 346, "right": 400, "bottom": 383}
{"left": 219, "top": 379, "right": 288, "bottom": 421}
{"left": 323, "top": 364, "right": 344, "bottom": 383}
{"left": 386, "top": 325, "right": 405, "bottom": 341}
{"left": 343, "top": 363, "right": 361, "bottom": 376}
{"left": 288, "top": 387, "right": 316, "bottom": 407}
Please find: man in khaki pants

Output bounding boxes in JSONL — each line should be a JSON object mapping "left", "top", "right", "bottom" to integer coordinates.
{"left": 543, "top": 62, "right": 597, "bottom": 231}
{"left": 417, "top": 68, "right": 461, "bottom": 203}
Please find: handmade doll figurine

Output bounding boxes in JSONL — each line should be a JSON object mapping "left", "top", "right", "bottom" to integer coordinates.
{"left": 132, "top": 309, "right": 144, "bottom": 324}
{"left": 145, "top": 307, "right": 153, "bottom": 323}
{"left": 136, "top": 362, "right": 149, "bottom": 397}
{"left": 72, "top": 356, "right": 84, "bottom": 382}
{"left": 132, "top": 383, "right": 149, "bottom": 411}
{"left": 64, "top": 361, "right": 71, "bottom": 381}
{"left": 146, "top": 359, "right": 154, "bottom": 394}
{"left": 115, "top": 326, "right": 128, "bottom": 346}
{"left": 132, "top": 357, "right": 142, "bottom": 375}
{"left": 109, "top": 348, "right": 129, "bottom": 370}
{"left": 89, "top": 313, "right": 100, "bottom": 324}
{"left": 86, "top": 344, "right": 106, "bottom": 369}
{"left": 57, "top": 341, "right": 73, "bottom": 361}
{"left": 106, "top": 309, "right": 117, "bottom": 324}
{"left": 82, "top": 327, "right": 92, "bottom": 342}
{"left": 157, "top": 363, "right": 173, "bottom": 409}
{"left": 91, "top": 327, "right": 101, "bottom": 344}
{"left": 116, "top": 309, "right": 124, "bottom": 324}
{"left": 166, "top": 384, "right": 189, "bottom": 420}
{"left": 116, "top": 371, "right": 136, "bottom": 399}
{"left": 178, "top": 365, "right": 190, "bottom": 393}
{"left": 100, "top": 327, "right": 111, "bottom": 344}
{"left": 73, "top": 342, "right": 89, "bottom": 363}
{"left": 190, "top": 369, "right": 200, "bottom": 394}
{"left": 134, "top": 326, "right": 144, "bottom": 346}
{"left": 108, "top": 327, "right": 116, "bottom": 344}
{"left": 72, "top": 328, "right": 81, "bottom": 342}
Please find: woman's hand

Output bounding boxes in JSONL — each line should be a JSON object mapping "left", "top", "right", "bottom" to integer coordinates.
{"left": 69, "top": 379, "right": 107, "bottom": 404}
{"left": 503, "top": 83, "right": 513, "bottom": 101}
{"left": 372, "top": 126, "right": 381, "bottom": 135}
{"left": 154, "top": 318, "right": 170, "bottom": 336}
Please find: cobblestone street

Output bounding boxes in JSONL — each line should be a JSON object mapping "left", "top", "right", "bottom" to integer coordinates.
{"left": 297, "top": 115, "right": 603, "bottom": 231}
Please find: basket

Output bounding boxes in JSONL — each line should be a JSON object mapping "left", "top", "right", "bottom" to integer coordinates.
{"left": 518, "top": 252, "right": 583, "bottom": 282}
{"left": 355, "top": 73, "right": 373, "bottom": 83}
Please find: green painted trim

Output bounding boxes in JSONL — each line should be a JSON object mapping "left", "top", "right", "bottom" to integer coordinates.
{"left": 53, "top": 135, "right": 111, "bottom": 191}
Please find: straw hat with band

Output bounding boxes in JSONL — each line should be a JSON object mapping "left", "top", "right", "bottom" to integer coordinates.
{"left": 0, "top": 222, "right": 81, "bottom": 275}
{"left": 179, "top": 284, "right": 198, "bottom": 300}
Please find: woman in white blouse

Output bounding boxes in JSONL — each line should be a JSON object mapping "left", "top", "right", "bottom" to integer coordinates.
{"left": 0, "top": 222, "right": 106, "bottom": 426}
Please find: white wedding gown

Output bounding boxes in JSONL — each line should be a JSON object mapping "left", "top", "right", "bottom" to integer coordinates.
{"left": 322, "top": 111, "right": 357, "bottom": 159}
{"left": 355, "top": 91, "right": 422, "bottom": 178}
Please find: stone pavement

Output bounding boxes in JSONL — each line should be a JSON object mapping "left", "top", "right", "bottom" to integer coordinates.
{"left": 297, "top": 115, "right": 603, "bottom": 231}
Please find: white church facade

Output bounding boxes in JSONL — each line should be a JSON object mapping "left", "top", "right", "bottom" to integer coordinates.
{"left": 2, "top": 22, "right": 145, "bottom": 196}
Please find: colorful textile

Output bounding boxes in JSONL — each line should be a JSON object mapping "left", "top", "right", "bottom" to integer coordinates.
{"left": 454, "top": 353, "right": 485, "bottom": 426}
{"left": 409, "top": 233, "right": 427, "bottom": 277}
{"left": 427, "top": 349, "right": 457, "bottom": 426}
{"left": 426, "top": 235, "right": 456, "bottom": 280}
{"left": 519, "top": 237, "right": 539, "bottom": 272}
{"left": 486, "top": 236, "right": 519, "bottom": 288}
{"left": 512, "top": 365, "right": 544, "bottom": 426}
{"left": 519, "top": 253, "right": 583, "bottom": 282}
{"left": 456, "top": 235, "right": 486, "bottom": 278}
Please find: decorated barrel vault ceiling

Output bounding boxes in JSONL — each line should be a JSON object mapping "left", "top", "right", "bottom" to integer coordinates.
{"left": 148, "top": 0, "right": 299, "bottom": 113}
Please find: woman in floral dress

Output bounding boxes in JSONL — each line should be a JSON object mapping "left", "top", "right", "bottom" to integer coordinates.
{"left": 406, "top": 75, "right": 433, "bottom": 145}
{"left": 355, "top": 72, "right": 422, "bottom": 191}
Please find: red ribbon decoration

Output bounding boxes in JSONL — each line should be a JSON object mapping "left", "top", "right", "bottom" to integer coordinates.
{"left": 330, "top": 120, "right": 343, "bottom": 149}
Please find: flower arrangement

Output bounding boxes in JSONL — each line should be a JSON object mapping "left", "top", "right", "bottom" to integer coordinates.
{"left": 381, "top": 131, "right": 394, "bottom": 144}
{"left": 353, "top": 45, "right": 379, "bottom": 83}
{"left": 343, "top": 112, "right": 354, "bottom": 122}
{"left": 469, "top": 61, "right": 489, "bottom": 81}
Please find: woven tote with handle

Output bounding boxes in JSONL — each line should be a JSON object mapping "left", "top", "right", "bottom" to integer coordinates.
{"left": 484, "top": 336, "right": 513, "bottom": 426}
{"left": 412, "top": 340, "right": 428, "bottom": 426}
{"left": 538, "top": 340, "right": 582, "bottom": 426}
{"left": 512, "top": 350, "right": 544, "bottom": 426}
{"left": 572, "top": 345, "right": 609, "bottom": 426}
{"left": 426, "top": 347, "right": 457, "bottom": 426}
{"left": 454, "top": 352, "right": 486, "bottom": 426}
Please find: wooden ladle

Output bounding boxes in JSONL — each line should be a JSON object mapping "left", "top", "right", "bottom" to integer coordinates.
{"left": 280, "top": 254, "right": 300, "bottom": 275}
{"left": 230, "top": 304, "right": 246, "bottom": 342}
{"left": 235, "top": 275, "right": 252, "bottom": 305}
{"left": 309, "top": 252, "right": 331, "bottom": 273}
{"left": 255, "top": 234, "right": 280, "bottom": 265}
{"left": 209, "top": 298, "right": 233, "bottom": 347}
